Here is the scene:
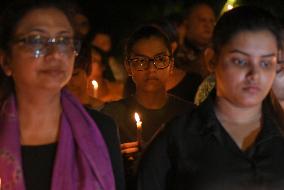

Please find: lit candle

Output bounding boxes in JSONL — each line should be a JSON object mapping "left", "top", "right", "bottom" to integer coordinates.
{"left": 134, "top": 112, "right": 143, "bottom": 148}
{"left": 227, "top": 4, "right": 233, "bottom": 10}
{"left": 91, "top": 80, "right": 98, "bottom": 98}
{"left": 0, "top": 177, "right": 2, "bottom": 190}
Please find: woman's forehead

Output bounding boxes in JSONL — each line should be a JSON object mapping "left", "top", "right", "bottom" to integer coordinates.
{"left": 220, "top": 30, "right": 278, "bottom": 55}
{"left": 14, "top": 7, "right": 73, "bottom": 36}
{"left": 131, "top": 37, "right": 170, "bottom": 55}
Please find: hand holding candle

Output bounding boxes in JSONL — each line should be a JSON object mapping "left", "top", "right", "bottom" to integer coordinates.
{"left": 91, "top": 80, "right": 98, "bottom": 98}
{"left": 134, "top": 112, "right": 143, "bottom": 148}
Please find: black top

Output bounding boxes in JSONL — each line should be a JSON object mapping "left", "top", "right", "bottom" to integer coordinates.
{"left": 138, "top": 91, "right": 284, "bottom": 190}
{"left": 102, "top": 95, "right": 194, "bottom": 190}
{"left": 21, "top": 108, "right": 125, "bottom": 190}
{"left": 86, "top": 108, "right": 125, "bottom": 190}
{"left": 22, "top": 143, "right": 57, "bottom": 190}
{"left": 167, "top": 72, "right": 203, "bottom": 102}
{"left": 102, "top": 95, "right": 194, "bottom": 144}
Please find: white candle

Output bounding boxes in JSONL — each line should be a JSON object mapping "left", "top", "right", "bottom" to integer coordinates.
{"left": 91, "top": 80, "right": 98, "bottom": 98}
{"left": 134, "top": 112, "right": 143, "bottom": 148}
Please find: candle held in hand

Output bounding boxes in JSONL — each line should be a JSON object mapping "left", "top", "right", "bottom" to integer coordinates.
{"left": 134, "top": 112, "right": 143, "bottom": 148}
{"left": 91, "top": 80, "right": 98, "bottom": 98}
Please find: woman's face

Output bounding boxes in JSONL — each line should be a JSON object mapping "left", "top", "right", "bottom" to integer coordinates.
{"left": 214, "top": 30, "right": 277, "bottom": 108}
{"left": 127, "top": 36, "right": 173, "bottom": 93}
{"left": 3, "top": 7, "right": 76, "bottom": 94}
{"left": 92, "top": 33, "right": 111, "bottom": 53}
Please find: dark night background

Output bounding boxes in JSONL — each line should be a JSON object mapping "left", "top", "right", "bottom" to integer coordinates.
{"left": 76, "top": 0, "right": 284, "bottom": 56}
{"left": 2, "top": 0, "right": 284, "bottom": 56}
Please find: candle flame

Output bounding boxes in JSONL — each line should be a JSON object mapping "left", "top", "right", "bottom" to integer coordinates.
{"left": 227, "top": 4, "right": 233, "bottom": 10}
{"left": 134, "top": 112, "right": 140, "bottom": 123}
{"left": 92, "top": 80, "right": 98, "bottom": 88}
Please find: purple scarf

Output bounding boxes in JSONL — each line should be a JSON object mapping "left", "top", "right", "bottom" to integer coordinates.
{"left": 0, "top": 90, "right": 115, "bottom": 190}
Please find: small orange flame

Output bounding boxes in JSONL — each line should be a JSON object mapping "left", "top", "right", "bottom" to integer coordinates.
{"left": 91, "top": 80, "right": 98, "bottom": 89}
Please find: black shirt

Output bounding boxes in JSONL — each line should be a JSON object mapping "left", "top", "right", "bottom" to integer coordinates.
{"left": 168, "top": 72, "right": 203, "bottom": 102}
{"left": 102, "top": 95, "right": 194, "bottom": 190}
{"left": 22, "top": 143, "right": 57, "bottom": 190}
{"left": 138, "top": 91, "right": 284, "bottom": 190}
{"left": 87, "top": 108, "right": 125, "bottom": 190}
{"left": 102, "top": 95, "right": 194, "bottom": 144}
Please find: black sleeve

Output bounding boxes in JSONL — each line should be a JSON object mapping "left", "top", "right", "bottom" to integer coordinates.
{"left": 85, "top": 108, "right": 125, "bottom": 190}
{"left": 137, "top": 124, "right": 172, "bottom": 190}
{"left": 138, "top": 107, "right": 195, "bottom": 190}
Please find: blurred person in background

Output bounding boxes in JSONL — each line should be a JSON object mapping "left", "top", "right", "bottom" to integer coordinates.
{"left": 87, "top": 45, "right": 124, "bottom": 102}
{"left": 167, "top": 12, "right": 187, "bottom": 47}
{"left": 175, "top": 2, "right": 216, "bottom": 77}
{"left": 67, "top": 39, "right": 104, "bottom": 110}
{"left": 92, "top": 30, "right": 128, "bottom": 82}
{"left": 74, "top": 13, "right": 90, "bottom": 38}
{"left": 71, "top": 3, "right": 91, "bottom": 38}
{"left": 154, "top": 20, "right": 203, "bottom": 102}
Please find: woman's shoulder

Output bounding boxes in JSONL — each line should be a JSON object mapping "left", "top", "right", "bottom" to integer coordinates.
{"left": 84, "top": 107, "right": 119, "bottom": 152}
{"left": 157, "top": 97, "right": 215, "bottom": 145}
{"left": 85, "top": 107, "right": 116, "bottom": 129}
{"left": 143, "top": 106, "right": 204, "bottom": 169}
{"left": 101, "top": 98, "right": 129, "bottom": 113}
{"left": 151, "top": 106, "right": 198, "bottom": 145}
{"left": 84, "top": 107, "right": 126, "bottom": 190}
{"left": 88, "top": 97, "right": 105, "bottom": 110}
{"left": 168, "top": 94, "right": 193, "bottom": 105}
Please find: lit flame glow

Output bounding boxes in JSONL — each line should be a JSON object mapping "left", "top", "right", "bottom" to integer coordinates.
{"left": 227, "top": 4, "right": 234, "bottom": 10}
{"left": 92, "top": 80, "right": 98, "bottom": 89}
{"left": 134, "top": 112, "right": 140, "bottom": 123}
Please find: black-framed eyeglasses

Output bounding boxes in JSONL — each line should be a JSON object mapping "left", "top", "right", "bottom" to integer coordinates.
{"left": 128, "top": 54, "right": 171, "bottom": 71}
{"left": 11, "top": 35, "right": 81, "bottom": 58}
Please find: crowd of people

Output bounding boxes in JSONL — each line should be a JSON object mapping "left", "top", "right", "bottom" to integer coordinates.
{"left": 0, "top": 0, "right": 284, "bottom": 190}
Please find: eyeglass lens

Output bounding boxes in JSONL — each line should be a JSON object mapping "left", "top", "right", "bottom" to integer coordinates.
{"left": 129, "top": 55, "right": 170, "bottom": 70}
{"left": 14, "top": 35, "right": 81, "bottom": 58}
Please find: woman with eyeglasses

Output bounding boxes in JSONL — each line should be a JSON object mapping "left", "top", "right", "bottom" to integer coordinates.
{"left": 138, "top": 6, "right": 284, "bottom": 190}
{"left": 0, "top": 1, "right": 124, "bottom": 190}
{"left": 101, "top": 25, "right": 194, "bottom": 189}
